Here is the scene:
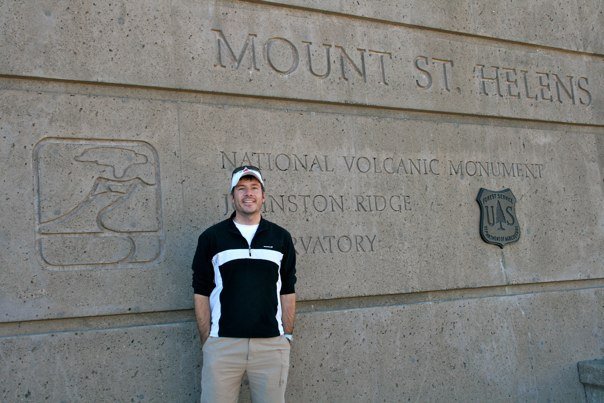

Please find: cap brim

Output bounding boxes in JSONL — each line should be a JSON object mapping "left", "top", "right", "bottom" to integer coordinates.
{"left": 230, "top": 169, "right": 264, "bottom": 192}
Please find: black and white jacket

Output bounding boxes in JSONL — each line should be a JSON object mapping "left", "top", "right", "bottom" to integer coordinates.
{"left": 192, "top": 214, "right": 297, "bottom": 338}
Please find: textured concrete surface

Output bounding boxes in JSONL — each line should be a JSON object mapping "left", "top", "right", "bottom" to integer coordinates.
{"left": 254, "top": 0, "right": 604, "bottom": 54}
{"left": 289, "top": 288, "right": 604, "bottom": 402}
{"left": 0, "top": 89, "right": 187, "bottom": 322}
{"left": 1, "top": 289, "right": 601, "bottom": 402}
{"left": 1, "top": 87, "right": 601, "bottom": 321}
{"left": 0, "top": 321, "right": 201, "bottom": 402}
{"left": 579, "top": 358, "right": 604, "bottom": 403}
{"left": 0, "top": 0, "right": 602, "bottom": 401}
{"left": 1, "top": 1, "right": 601, "bottom": 124}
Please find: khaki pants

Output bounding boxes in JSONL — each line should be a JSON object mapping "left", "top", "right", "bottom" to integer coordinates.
{"left": 201, "top": 336, "right": 291, "bottom": 403}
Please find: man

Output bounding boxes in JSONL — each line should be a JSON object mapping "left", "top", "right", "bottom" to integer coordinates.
{"left": 192, "top": 165, "right": 297, "bottom": 403}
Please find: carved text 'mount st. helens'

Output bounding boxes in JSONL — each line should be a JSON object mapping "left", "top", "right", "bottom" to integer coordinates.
{"left": 211, "top": 29, "right": 593, "bottom": 108}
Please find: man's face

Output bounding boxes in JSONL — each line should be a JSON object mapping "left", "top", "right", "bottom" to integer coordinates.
{"left": 231, "top": 176, "right": 265, "bottom": 219}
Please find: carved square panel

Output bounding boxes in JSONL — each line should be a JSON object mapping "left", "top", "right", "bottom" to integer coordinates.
{"left": 33, "top": 138, "right": 163, "bottom": 270}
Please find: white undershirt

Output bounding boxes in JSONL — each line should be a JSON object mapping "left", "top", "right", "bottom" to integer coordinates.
{"left": 233, "top": 221, "right": 259, "bottom": 246}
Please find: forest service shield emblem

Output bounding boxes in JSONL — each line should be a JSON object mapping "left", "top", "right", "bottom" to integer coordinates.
{"left": 476, "top": 188, "right": 520, "bottom": 248}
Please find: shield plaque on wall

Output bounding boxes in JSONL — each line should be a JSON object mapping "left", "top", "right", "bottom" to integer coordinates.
{"left": 476, "top": 188, "right": 520, "bottom": 248}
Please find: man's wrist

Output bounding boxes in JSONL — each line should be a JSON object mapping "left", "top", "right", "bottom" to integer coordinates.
{"left": 284, "top": 333, "right": 293, "bottom": 342}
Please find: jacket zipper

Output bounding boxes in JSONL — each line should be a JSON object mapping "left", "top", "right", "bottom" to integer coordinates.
{"left": 231, "top": 218, "right": 263, "bottom": 257}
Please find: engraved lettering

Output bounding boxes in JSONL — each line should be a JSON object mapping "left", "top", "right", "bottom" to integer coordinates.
{"left": 476, "top": 161, "right": 489, "bottom": 176}
{"left": 383, "top": 157, "right": 395, "bottom": 174}
{"left": 221, "top": 151, "right": 334, "bottom": 172}
{"left": 449, "top": 160, "right": 462, "bottom": 176}
{"left": 354, "top": 195, "right": 411, "bottom": 213}
{"left": 465, "top": 160, "right": 477, "bottom": 176}
{"left": 275, "top": 153, "right": 291, "bottom": 171}
{"left": 577, "top": 77, "right": 592, "bottom": 106}
{"left": 397, "top": 158, "right": 410, "bottom": 175}
{"left": 211, "top": 29, "right": 388, "bottom": 85}
{"left": 536, "top": 71, "right": 553, "bottom": 102}
{"left": 209, "top": 29, "right": 595, "bottom": 110}
{"left": 449, "top": 160, "right": 544, "bottom": 179}
{"left": 265, "top": 37, "right": 300, "bottom": 75}
{"left": 342, "top": 155, "right": 355, "bottom": 172}
{"left": 337, "top": 235, "right": 352, "bottom": 252}
{"left": 474, "top": 64, "right": 502, "bottom": 97}
{"left": 312, "top": 237, "right": 326, "bottom": 253}
{"left": 293, "top": 154, "right": 308, "bottom": 171}
{"left": 212, "top": 29, "right": 259, "bottom": 71}
{"left": 355, "top": 194, "right": 369, "bottom": 212}
{"left": 312, "top": 195, "right": 328, "bottom": 212}
{"left": 470, "top": 63, "right": 590, "bottom": 107}
{"left": 409, "top": 159, "right": 422, "bottom": 174}
{"left": 356, "top": 156, "right": 371, "bottom": 173}
{"left": 299, "top": 236, "right": 312, "bottom": 254}
{"left": 336, "top": 46, "right": 366, "bottom": 82}
{"left": 521, "top": 69, "right": 538, "bottom": 100}
{"left": 303, "top": 41, "right": 331, "bottom": 79}
{"left": 368, "top": 49, "right": 392, "bottom": 85}
{"left": 237, "top": 151, "right": 252, "bottom": 166}
{"left": 372, "top": 157, "right": 383, "bottom": 173}
{"left": 354, "top": 235, "right": 366, "bottom": 252}
{"left": 429, "top": 159, "right": 440, "bottom": 175}
{"left": 552, "top": 73, "right": 576, "bottom": 105}
{"left": 263, "top": 194, "right": 346, "bottom": 214}
{"left": 501, "top": 67, "right": 520, "bottom": 99}
{"left": 365, "top": 234, "right": 377, "bottom": 251}
{"left": 323, "top": 235, "right": 336, "bottom": 253}
{"left": 414, "top": 56, "right": 453, "bottom": 91}
{"left": 292, "top": 234, "right": 377, "bottom": 255}
{"left": 341, "top": 155, "right": 439, "bottom": 176}
{"left": 431, "top": 58, "right": 454, "bottom": 92}
{"left": 414, "top": 56, "right": 432, "bottom": 89}
{"left": 221, "top": 151, "right": 238, "bottom": 169}
{"left": 309, "top": 155, "right": 332, "bottom": 172}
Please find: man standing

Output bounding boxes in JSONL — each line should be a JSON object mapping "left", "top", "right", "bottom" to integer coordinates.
{"left": 192, "top": 165, "right": 297, "bottom": 403}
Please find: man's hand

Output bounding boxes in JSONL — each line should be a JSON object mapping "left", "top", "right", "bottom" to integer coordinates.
{"left": 280, "top": 293, "right": 296, "bottom": 336}
{"left": 194, "top": 294, "right": 211, "bottom": 345}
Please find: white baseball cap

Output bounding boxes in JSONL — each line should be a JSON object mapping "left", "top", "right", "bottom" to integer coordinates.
{"left": 230, "top": 165, "right": 265, "bottom": 192}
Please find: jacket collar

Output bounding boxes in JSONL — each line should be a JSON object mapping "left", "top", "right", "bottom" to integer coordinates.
{"left": 228, "top": 212, "right": 268, "bottom": 233}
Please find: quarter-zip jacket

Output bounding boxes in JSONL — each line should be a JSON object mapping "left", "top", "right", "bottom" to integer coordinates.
{"left": 192, "top": 214, "right": 296, "bottom": 338}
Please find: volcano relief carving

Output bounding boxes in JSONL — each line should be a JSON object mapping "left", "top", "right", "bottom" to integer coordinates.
{"left": 34, "top": 138, "right": 163, "bottom": 269}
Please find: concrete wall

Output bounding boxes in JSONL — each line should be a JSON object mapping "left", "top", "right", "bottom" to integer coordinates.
{"left": 1, "top": 1, "right": 602, "bottom": 401}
